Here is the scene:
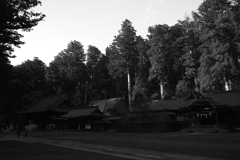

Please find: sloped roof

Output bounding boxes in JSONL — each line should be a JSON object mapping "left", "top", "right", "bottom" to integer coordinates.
{"left": 205, "top": 90, "right": 240, "bottom": 107}
{"left": 87, "top": 99, "right": 106, "bottom": 108}
{"left": 61, "top": 107, "right": 105, "bottom": 118}
{"left": 89, "top": 100, "right": 108, "bottom": 112}
{"left": 149, "top": 98, "right": 191, "bottom": 111}
{"left": 87, "top": 97, "right": 127, "bottom": 114}
{"left": 184, "top": 91, "right": 211, "bottom": 100}
{"left": 180, "top": 99, "right": 229, "bottom": 111}
{"left": 185, "top": 99, "right": 221, "bottom": 108}
{"left": 150, "top": 91, "right": 240, "bottom": 112}
{"left": 149, "top": 91, "right": 212, "bottom": 111}
{"left": 19, "top": 96, "right": 72, "bottom": 114}
{"left": 51, "top": 104, "right": 73, "bottom": 113}
{"left": 105, "top": 98, "right": 124, "bottom": 112}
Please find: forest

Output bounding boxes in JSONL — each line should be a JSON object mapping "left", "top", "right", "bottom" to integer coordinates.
{"left": 1, "top": 0, "right": 240, "bottom": 122}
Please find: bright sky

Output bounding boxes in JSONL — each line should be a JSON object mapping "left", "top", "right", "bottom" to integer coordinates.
{"left": 11, "top": 0, "right": 204, "bottom": 66}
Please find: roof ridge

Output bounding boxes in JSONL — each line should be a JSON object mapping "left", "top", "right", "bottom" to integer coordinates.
{"left": 205, "top": 90, "right": 240, "bottom": 95}
{"left": 43, "top": 95, "right": 62, "bottom": 99}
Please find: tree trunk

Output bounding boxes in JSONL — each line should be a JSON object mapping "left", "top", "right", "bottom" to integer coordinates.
{"left": 160, "top": 82, "right": 164, "bottom": 100}
{"left": 84, "top": 81, "right": 88, "bottom": 107}
{"left": 224, "top": 77, "right": 231, "bottom": 91}
{"left": 127, "top": 70, "right": 132, "bottom": 111}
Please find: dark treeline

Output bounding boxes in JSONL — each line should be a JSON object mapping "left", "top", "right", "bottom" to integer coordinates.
{"left": 1, "top": 0, "right": 240, "bottom": 122}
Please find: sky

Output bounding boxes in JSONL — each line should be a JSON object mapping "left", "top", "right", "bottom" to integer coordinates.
{"left": 11, "top": 0, "right": 204, "bottom": 66}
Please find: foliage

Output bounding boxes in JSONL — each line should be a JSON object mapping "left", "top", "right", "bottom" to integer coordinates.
{"left": 113, "top": 19, "right": 139, "bottom": 75}
{"left": 94, "top": 54, "right": 116, "bottom": 99}
{"left": 11, "top": 57, "right": 46, "bottom": 103}
{"left": 0, "top": 0, "right": 45, "bottom": 123}
{"left": 132, "top": 36, "right": 151, "bottom": 101}
{"left": 3, "top": 0, "right": 240, "bottom": 124}
{"left": 86, "top": 45, "right": 103, "bottom": 99}
{"left": 3, "top": 57, "right": 47, "bottom": 123}
{"left": 108, "top": 19, "right": 138, "bottom": 78}
{"left": 147, "top": 24, "right": 185, "bottom": 98}
{"left": 107, "top": 19, "right": 139, "bottom": 107}
{"left": 106, "top": 44, "right": 128, "bottom": 98}
{"left": 193, "top": 0, "right": 240, "bottom": 92}
{"left": 177, "top": 17, "right": 202, "bottom": 91}
{"left": 107, "top": 43, "right": 127, "bottom": 79}
{"left": 86, "top": 45, "right": 115, "bottom": 100}
{"left": 86, "top": 45, "right": 102, "bottom": 76}
{"left": 0, "top": 0, "right": 45, "bottom": 58}
{"left": 175, "top": 80, "right": 192, "bottom": 98}
{"left": 46, "top": 41, "right": 87, "bottom": 106}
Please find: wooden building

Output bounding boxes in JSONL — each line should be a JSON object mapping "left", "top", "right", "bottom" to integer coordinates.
{"left": 19, "top": 95, "right": 73, "bottom": 129}
{"left": 19, "top": 91, "right": 240, "bottom": 132}
{"left": 61, "top": 97, "right": 128, "bottom": 131}
{"left": 149, "top": 90, "right": 240, "bottom": 130}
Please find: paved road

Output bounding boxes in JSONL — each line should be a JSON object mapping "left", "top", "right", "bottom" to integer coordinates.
{"left": 1, "top": 134, "right": 223, "bottom": 160}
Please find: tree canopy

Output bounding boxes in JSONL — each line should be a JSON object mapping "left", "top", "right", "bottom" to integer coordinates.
{"left": 5, "top": 57, "right": 47, "bottom": 121}
{"left": 0, "top": 0, "right": 45, "bottom": 58}
{"left": 108, "top": 19, "right": 139, "bottom": 109}
{"left": 193, "top": 0, "right": 240, "bottom": 92}
{"left": 147, "top": 24, "right": 185, "bottom": 98}
{"left": 46, "top": 40, "right": 87, "bottom": 106}
{"left": 0, "top": 0, "right": 45, "bottom": 123}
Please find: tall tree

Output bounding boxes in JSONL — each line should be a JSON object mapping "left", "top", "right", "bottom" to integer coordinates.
{"left": 132, "top": 36, "right": 151, "bottom": 101}
{"left": 20, "top": 57, "right": 46, "bottom": 91}
{"left": 86, "top": 45, "right": 102, "bottom": 74}
{"left": 5, "top": 57, "right": 47, "bottom": 123}
{"left": 46, "top": 41, "right": 87, "bottom": 106}
{"left": 86, "top": 45, "right": 101, "bottom": 100}
{"left": 94, "top": 54, "right": 115, "bottom": 99}
{"left": 86, "top": 45, "right": 113, "bottom": 100}
{"left": 110, "top": 19, "right": 138, "bottom": 110}
{"left": 0, "top": 0, "right": 45, "bottom": 58}
{"left": 147, "top": 24, "right": 185, "bottom": 99}
{"left": 0, "top": 0, "right": 45, "bottom": 69}
{"left": 193, "top": 0, "right": 240, "bottom": 92}
{"left": 175, "top": 17, "right": 202, "bottom": 95}
{"left": 106, "top": 44, "right": 128, "bottom": 98}
{"left": 0, "top": 0, "right": 45, "bottom": 122}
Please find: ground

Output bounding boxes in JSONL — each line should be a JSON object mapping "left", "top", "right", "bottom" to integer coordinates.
{"left": 0, "top": 141, "right": 129, "bottom": 160}
{"left": 1, "top": 130, "right": 240, "bottom": 160}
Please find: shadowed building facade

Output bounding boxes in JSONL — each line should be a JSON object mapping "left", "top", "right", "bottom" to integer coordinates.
{"left": 19, "top": 95, "right": 73, "bottom": 129}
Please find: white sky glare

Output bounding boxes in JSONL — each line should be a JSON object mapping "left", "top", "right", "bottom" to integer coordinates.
{"left": 11, "top": 0, "right": 204, "bottom": 66}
